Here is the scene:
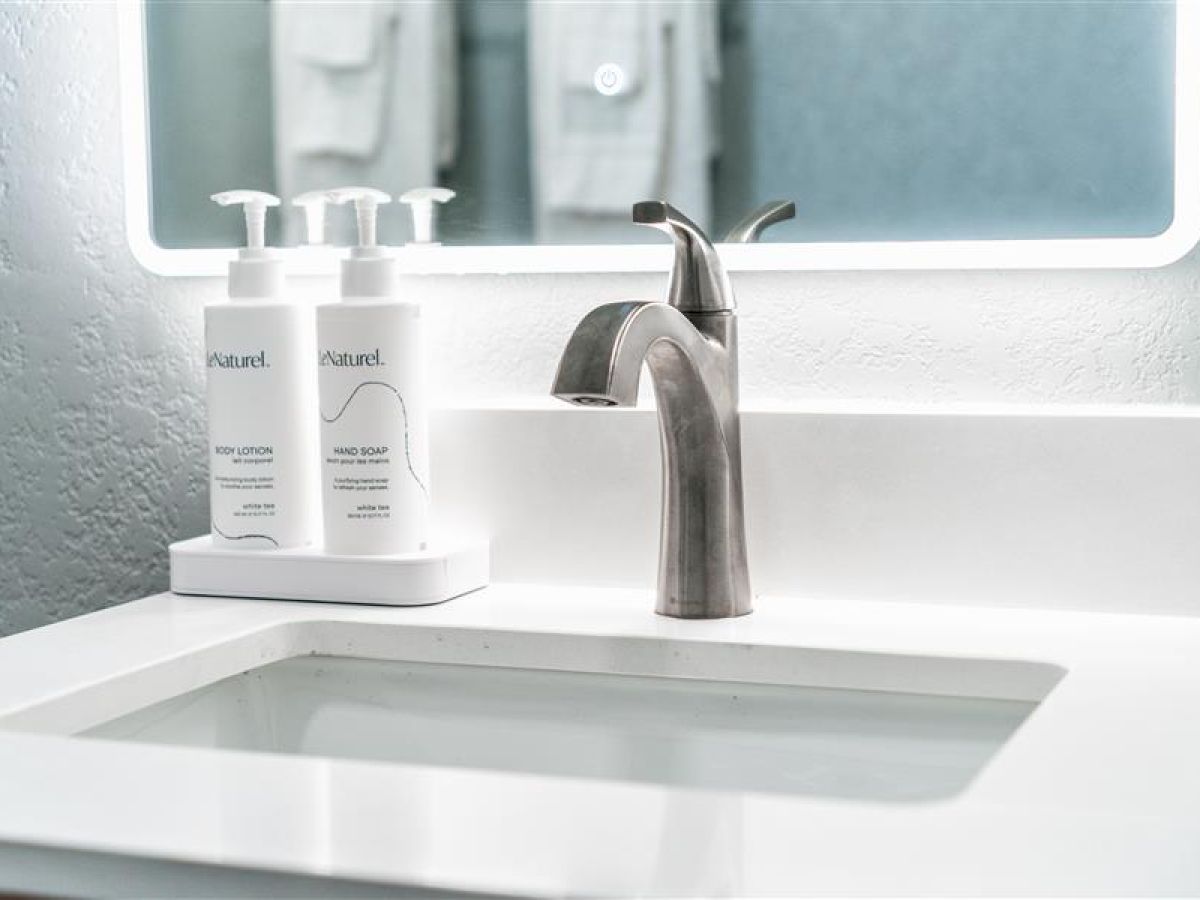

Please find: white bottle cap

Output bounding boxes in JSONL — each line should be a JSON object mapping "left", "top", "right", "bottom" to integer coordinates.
{"left": 291, "top": 190, "right": 330, "bottom": 245}
{"left": 327, "top": 186, "right": 395, "bottom": 299}
{"left": 399, "top": 187, "right": 456, "bottom": 245}
{"left": 211, "top": 190, "right": 284, "bottom": 299}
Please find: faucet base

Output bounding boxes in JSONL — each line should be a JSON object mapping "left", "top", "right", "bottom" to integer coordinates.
{"left": 655, "top": 577, "right": 754, "bottom": 619}
{"left": 655, "top": 605, "right": 754, "bottom": 621}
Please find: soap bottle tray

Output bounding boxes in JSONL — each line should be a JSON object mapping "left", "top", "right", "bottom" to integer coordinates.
{"left": 169, "top": 535, "right": 489, "bottom": 606}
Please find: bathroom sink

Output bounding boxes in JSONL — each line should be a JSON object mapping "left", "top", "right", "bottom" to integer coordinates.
{"left": 72, "top": 635, "right": 1059, "bottom": 803}
{"left": 12, "top": 590, "right": 1200, "bottom": 897}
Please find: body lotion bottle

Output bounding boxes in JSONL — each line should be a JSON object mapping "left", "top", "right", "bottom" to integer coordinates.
{"left": 317, "top": 187, "right": 430, "bottom": 555}
{"left": 206, "top": 190, "right": 317, "bottom": 549}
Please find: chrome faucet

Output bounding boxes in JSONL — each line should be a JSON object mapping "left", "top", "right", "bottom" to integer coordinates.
{"left": 551, "top": 200, "right": 795, "bottom": 619}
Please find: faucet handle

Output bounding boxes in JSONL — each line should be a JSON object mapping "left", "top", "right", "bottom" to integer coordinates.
{"left": 632, "top": 200, "right": 734, "bottom": 313}
{"left": 722, "top": 200, "right": 796, "bottom": 243}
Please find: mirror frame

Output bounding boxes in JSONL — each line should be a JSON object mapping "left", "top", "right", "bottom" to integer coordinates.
{"left": 118, "top": 1, "right": 1200, "bottom": 276}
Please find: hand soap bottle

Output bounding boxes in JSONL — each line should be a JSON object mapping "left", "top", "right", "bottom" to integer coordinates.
{"left": 317, "top": 187, "right": 430, "bottom": 556}
{"left": 206, "top": 190, "right": 317, "bottom": 549}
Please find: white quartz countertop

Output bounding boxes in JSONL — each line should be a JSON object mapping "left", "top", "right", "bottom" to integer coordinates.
{"left": 1, "top": 586, "right": 1199, "bottom": 896}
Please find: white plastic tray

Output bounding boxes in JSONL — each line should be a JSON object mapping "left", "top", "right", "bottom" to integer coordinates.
{"left": 169, "top": 535, "right": 489, "bottom": 606}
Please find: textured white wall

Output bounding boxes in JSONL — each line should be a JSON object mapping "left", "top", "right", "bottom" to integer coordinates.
{"left": 2, "top": 3, "right": 1200, "bottom": 635}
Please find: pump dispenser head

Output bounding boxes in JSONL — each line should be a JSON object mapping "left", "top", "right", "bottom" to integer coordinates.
{"left": 327, "top": 186, "right": 390, "bottom": 248}
{"left": 399, "top": 187, "right": 456, "bottom": 245}
{"left": 291, "top": 190, "right": 330, "bottom": 245}
{"left": 326, "top": 186, "right": 395, "bottom": 299}
{"left": 211, "top": 190, "right": 283, "bottom": 299}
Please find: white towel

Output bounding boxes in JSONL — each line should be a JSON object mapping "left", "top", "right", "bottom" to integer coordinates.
{"left": 560, "top": 3, "right": 646, "bottom": 94}
{"left": 529, "top": 0, "right": 722, "bottom": 242}
{"left": 279, "top": 2, "right": 395, "bottom": 159}
{"left": 289, "top": 1, "right": 382, "bottom": 69}
{"left": 271, "top": 0, "right": 458, "bottom": 245}
{"left": 535, "top": 1, "right": 663, "bottom": 216}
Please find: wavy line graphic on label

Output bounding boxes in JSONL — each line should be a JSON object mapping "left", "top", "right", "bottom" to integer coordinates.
{"left": 211, "top": 520, "right": 280, "bottom": 549}
{"left": 321, "top": 380, "right": 429, "bottom": 498}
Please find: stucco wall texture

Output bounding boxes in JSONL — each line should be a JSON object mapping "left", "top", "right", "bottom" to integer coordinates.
{"left": 2, "top": 3, "right": 1200, "bottom": 636}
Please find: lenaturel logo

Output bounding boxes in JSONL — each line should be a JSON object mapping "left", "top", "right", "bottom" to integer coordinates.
{"left": 319, "top": 348, "right": 384, "bottom": 367}
{"left": 207, "top": 350, "right": 268, "bottom": 369}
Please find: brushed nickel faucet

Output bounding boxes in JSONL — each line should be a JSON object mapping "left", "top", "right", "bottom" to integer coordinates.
{"left": 551, "top": 200, "right": 795, "bottom": 619}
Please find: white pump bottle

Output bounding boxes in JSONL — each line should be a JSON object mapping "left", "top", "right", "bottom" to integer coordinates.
{"left": 316, "top": 187, "right": 430, "bottom": 555}
{"left": 206, "top": 190, "right": 317, "bottom": 550}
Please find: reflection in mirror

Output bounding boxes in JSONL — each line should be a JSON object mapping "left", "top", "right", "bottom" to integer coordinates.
{"left": 144, "top": 0, "right": 1177, "bottom": 250}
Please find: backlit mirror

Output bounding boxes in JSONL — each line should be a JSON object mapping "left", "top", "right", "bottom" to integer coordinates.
{"left": 122, "top": 0, "right": 1200, "bottom": 273}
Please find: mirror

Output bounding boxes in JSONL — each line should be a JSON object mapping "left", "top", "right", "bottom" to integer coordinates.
{"left": 122, "top": 0, "right": 1200, "bottom": 273}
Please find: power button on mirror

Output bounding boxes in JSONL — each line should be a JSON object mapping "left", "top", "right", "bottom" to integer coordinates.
{"left": 593, "top": 63, "right": 626, "bottom": 96}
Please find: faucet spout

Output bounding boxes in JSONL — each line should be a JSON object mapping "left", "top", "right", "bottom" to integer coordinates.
{"left": 552, "top": 300, "right": 752, "bottom": 619}
{"left": 551, "top": 301, "right": 722, "bottom": 407}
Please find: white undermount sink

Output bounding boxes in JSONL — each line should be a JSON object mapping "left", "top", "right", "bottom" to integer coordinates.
{"left": 0, "top": 604, "right": 1065, "bottom": 814}
{"left": 82, "top": 650, "right": 1058, "bottom": 803}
